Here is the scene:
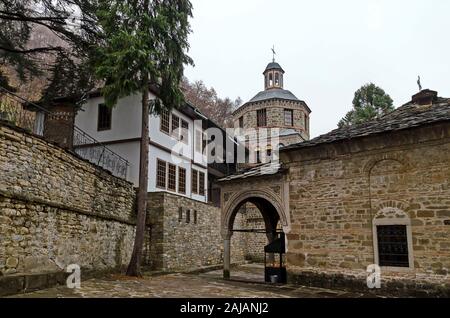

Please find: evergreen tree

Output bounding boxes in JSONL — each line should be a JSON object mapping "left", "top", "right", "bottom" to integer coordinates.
{"left": 93, "top": 0, "right": 193, "bottom": 276}
{"left": 338, "top": 83, "right": 394, "bottom": 128}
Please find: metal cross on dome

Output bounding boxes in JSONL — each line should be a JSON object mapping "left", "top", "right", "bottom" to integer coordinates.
{"left": 271, "top": 45, "right": 276, "bottom": 62}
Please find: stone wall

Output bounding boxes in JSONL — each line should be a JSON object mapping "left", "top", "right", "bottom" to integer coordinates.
{"left": 0, "top": 122, "right": 136, "bottom": 277}
{"left": 281, "top": 122, "right": 450, "bottom": 295}
{"left": 238, "top": 203, "right": 268, "bottom": 262}
{"left": 146, "top": 192, "right": 246, "bottom": 272}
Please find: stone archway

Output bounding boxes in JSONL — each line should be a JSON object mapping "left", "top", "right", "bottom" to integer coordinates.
{"left": 220, "top": 183, "right": 290, "bottom": 279}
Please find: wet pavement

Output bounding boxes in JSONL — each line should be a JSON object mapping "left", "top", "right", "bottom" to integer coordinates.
{"left": 9, "top": 264, "right": 378, "bottom": 298}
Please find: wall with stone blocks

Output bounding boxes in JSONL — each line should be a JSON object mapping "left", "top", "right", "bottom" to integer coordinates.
{"left": 0, "top": 122, "right": 137, "bottom": 277}
{"left": 146, "top": 192, "right": 246, "bottom": 272}
{"left": 282, "top": 122, "right": 450, "bottom": 292}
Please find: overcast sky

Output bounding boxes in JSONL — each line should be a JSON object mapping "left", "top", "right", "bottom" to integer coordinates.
{"left": 184, "top": 0, "right": 450, "bottom": 138}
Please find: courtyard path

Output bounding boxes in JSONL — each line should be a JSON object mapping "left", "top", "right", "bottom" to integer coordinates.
{"left": 9, "top": 264, "right": 377, "bottom": 298}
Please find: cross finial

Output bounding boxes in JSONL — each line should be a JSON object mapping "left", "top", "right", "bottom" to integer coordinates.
{"left": 417, "top": 75, "right": 422, "bottom": 91}
{"left": 271, "top": 45, "right": 276, "bottom": 62}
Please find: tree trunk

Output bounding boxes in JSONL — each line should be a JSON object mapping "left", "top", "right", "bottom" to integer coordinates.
{"left": 126, "top": 81, "right": 150, "bottom": 277}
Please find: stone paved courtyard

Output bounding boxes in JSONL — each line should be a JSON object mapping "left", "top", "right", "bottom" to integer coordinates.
{"left": 8, "top": 264, "right": 380, "bottom": 298}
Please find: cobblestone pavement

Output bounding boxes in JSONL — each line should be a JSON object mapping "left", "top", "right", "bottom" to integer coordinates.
{"left": 9, "top": 264, "right": 378, "bottom": 298}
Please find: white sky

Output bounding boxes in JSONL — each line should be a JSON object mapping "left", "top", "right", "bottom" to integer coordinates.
{"left": 184, "top": 0, "right": 450, "bottom": 138}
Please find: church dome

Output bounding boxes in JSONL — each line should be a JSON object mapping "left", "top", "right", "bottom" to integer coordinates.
{"left": 265, "top": 62, "right": 284, "bottom": 73}
{"left": 248, "top": 88, "right": 299, "bottom": 103}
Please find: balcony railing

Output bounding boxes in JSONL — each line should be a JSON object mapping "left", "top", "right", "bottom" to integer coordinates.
{"left": 73, "top": 127, "right": 129, "bottom": 179}
{"left": 1, "top": 87, "right": 130, "bottom": 180}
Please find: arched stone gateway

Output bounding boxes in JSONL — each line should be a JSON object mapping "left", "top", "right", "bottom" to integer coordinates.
{"left": 219, "top": 168, "right": 290, "bottom": 280}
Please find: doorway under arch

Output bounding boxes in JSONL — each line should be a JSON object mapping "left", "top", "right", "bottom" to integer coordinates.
{"left": 221, "top": 189, "right": 289, "bottom": 282}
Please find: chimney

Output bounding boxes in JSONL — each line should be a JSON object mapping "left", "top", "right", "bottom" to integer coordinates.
{"left": 411, "top": 89, "right": 438, "bottom": 106}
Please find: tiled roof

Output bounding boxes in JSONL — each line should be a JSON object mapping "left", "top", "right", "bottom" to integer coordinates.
{"left": 248, "top": 89, "right": 300, "bottom": 103}
{"left": 218, "top": 162, "right": 283, "bottom": 182}
{"left": 282, "top": 96, "right": 450, "bottom": 151}
{"left": 265, "top": 62, "right": 284, "bottom": 73}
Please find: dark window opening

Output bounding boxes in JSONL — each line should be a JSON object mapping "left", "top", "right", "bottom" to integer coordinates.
{"left": 239, "top": 116, "right": 244, "bottom": 128}
{"left": 178, "top": 207, "right": 183, "bottom": 222}
{"left": 194, "top": 210, "right": 198, "bottom": 224}
{"left": 377, "top": 225, "right": 409, "bottom": 267}
{"left": 257, "top": 109, "right": 267, "bottom": 127}
{"left": 284, "top": 109, "right": 293, "bottom": 126}
{"left": 97, "top": 104, "right": 112, "bottom": 131}
{"left": 186, "top": 209, "right": 191, "bottom": 223}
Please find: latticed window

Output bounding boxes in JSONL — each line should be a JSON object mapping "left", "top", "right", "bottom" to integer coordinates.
{"left": 160, "top": 109, "right": 170, "bottom": 134}
{"left": 97, "top": 104, "right": 112, "bottom": 131}
{"left": 156, "top": 159, "right": 166, "bottom": 189}
{"left": 257, "top": 109, "right": 267, "bottom": 127}
{"left": 377, "top": 225, "right": 409, "bottom": 267}
{"left": 178, "top": 167, "right": 186, "bottom": 194}
{"left": 284, "top": 109, "right": 293, "bottom": 126}
{"left": 192, "top": 169, "right": 198, "bottom": 194}
{"left": 199, "top": 171, "right": 205, "bottom": 196}
{"left": 168, "top": 163, "right": 176, "bottom": 191}
{"left": 181, "top": 119, "right": 189, "bottom": 144}
{"left": 171, "top": 114, "right": 180, "bottom": 138}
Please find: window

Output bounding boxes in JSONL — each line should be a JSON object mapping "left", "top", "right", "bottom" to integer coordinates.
{"left": 199, "top": 172, "right": 205, "bottom": 196}
{"left": 266, "top": 146, "right": 272, "bottom": 159}
{"left": 156, "top": 159, "right": 166, "bottom": 189}
{"left": 171, "top": 114, "right": 180, "bottom": 138}
{"left": 193, "top": 210, "right": 198, "bottom": 224}
{"left": 195, "top": 130, "right": 203, "bottom": 153}
{"left": 180, "top": 119, "right": 189, "bottom": 144}
{"left": 269, "top": 73, "right": 273, "bottom": 86}
{"left": 305, "top": 115, "right": 309, "bottom": 133}
{"left": 160, "top": 109, "right": 170, "bottom": 134}
{"left": 377, "top": 225, "right": 409, "bottom": 267}
{"left": 192, "top": 169, "right": 198, "bottom": 194}
{"left": 256, "top": 150, "right": 261, "bottom": 164}
{"left": 186, "top": 209, "right": 191, "bottom": 223}
{"left": 239, "top": 116, "right": 244, "bottom": 129}
{"left": 178, "top": 167, "right": 186, "bottom": 194}
{"left": 257, "top": 109, "right": 267, "bottom": 127}
{"left": 97, "top": 104, "right": 112, "bottom": 131}
{"left": 275, "top": 73, "right": 280, "bottom": 86}
{"left": 284, "top": 109, "right": 293, "bottom": 126}
{"left": 178, "top": 207, "right": 183, "bottom": 222}
{"left": 168, "top": 163, "right": 176, "bottom": 191}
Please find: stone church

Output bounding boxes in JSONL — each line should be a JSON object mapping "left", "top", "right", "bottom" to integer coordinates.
{"left": 220, "top": 60, "right": 450, "bottom": 296}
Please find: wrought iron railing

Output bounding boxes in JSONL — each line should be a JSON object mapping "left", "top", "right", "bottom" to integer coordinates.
{"left": 72, "top": 127, "right": 129, "bottom": 179}
{"left": 0, "top": 87, "right": 130, "bottom": 180}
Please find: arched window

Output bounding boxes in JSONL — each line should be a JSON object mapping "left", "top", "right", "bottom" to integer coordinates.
{"left": 275, "top": 73, "right": 280, "bottom": 86}
{"left": 269, "top": 73, "right": 273, "bottom": 87}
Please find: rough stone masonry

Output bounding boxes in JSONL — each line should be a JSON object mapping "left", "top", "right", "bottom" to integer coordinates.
{"left": 0, "top": 121, "right": 137, "bottom": 280}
